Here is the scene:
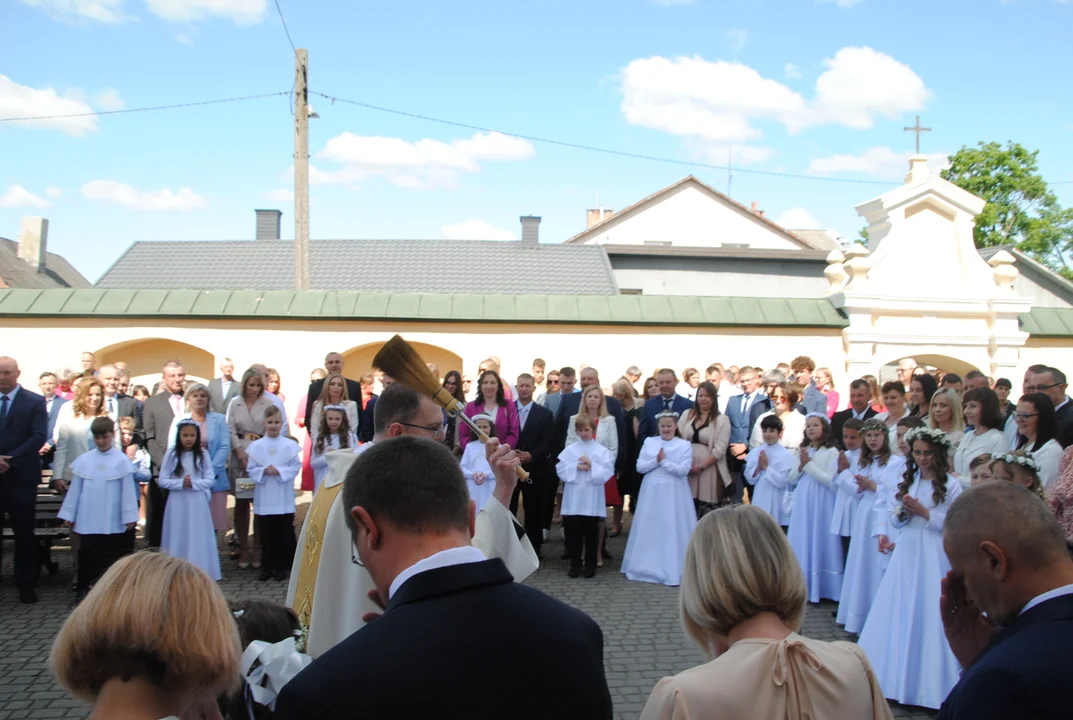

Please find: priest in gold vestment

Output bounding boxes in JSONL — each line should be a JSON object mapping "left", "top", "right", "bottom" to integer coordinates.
{"left": 287, "top": 385, "right": 539, "bottom": 657}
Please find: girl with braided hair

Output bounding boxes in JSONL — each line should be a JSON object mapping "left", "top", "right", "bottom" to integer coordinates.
{"left": 857, "top": 427, "right": 963, "bottom": 709}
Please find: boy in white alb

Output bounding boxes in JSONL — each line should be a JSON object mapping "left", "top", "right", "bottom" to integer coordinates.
{"left": 555, "top": 415, "right": 615, "bottom": 578}
{"left": 247, "top": 405, "right": 302, "bottom": 582}
{"left": 744, "top": 415, "right": 796, "bottom": 528}
{"left": 58, "top": 416, "right": 139, "bottom": 600}
{"left": 831, "top": 418, "right": 864, "bottom": 563}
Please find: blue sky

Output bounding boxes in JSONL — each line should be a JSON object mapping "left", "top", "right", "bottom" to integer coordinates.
{"left": 2, "top": 0, "right": 1072, "bottom": 282}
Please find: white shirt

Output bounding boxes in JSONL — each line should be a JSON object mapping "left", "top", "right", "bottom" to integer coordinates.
{"left": 246, "top": 434, "right": 301, "bottom": 515}
{"left": 851, "top": 406, "right": 870, "bottom": 420}
{"left": 1019, "top": 583, "right": 1073, "bottom": 616}
{"left": 105, "top": 394, "right": 118, "bottom": 419}
{"left": 58, "top": 448, "right": 139, "bottom": 534}
{"left": 388, "top": 545, "right": 487, "bottom": 599}
{"left": 516, "top": 400, "right": 534, "bottom": 431}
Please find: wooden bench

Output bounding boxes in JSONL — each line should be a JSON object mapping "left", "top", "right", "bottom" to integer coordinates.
{"left": 1, "top": 470, "right": 69, "bottom": 575}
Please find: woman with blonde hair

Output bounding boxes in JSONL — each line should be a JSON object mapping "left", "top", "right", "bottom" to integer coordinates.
{"left": 927, "top": 387, "right": 966, "bottom": 448}
{"left": 309, "top": 372, "right": 359, "bottom": 446}
{"left": 228, "top": 368, "right": 273, "bottom": 569}
{"left": 641, "top": 506, "right": 892, "bottom": 720}
{"left": 814, "top": 366, "right": 839, "bottom": 419}
{"left": 52, "top": 377, "right": 117, "bottom": 486}
{"left": 50, "top": 551, "right": 241, "bottom": 720}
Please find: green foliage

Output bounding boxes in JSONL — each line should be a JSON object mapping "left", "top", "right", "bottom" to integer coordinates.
{"left": 941, "top": 141, "right": 1072, "bottom": 278}
{"left": 857, "top": 226, "right": 869, "bottom": 244}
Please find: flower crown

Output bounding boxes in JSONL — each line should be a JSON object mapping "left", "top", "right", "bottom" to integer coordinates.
{"left": 804, "top": 412, "right": 829, "bottom": 423}
{"left": 861, "top": 418, "right": 887, "bottom": 435}
{"left": 177, "top": 418, "right": 199, "bottom": 428}
{"left": 904, "top": 426, "right": 953, "bottom": 451}
{"left": 993, "top": 452, "right": 1041, "bottom": 474}
{"left": 655, "top": 410, "right": 680, "bottom": 421}
{"left": 323, "top": 404, "right": 347, "bottom": 413}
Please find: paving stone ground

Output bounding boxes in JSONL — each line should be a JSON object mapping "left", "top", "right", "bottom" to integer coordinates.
{"left": 0, "top": 496, "right": 936, "bottom": 720}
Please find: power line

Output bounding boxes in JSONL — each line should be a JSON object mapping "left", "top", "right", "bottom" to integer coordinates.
{"left": 0, "top": 92, "right": 290, "bottom": 123}
{"left": 273, "top": 0, "right": 297, "bottom": 55}
{"left": 310, "top": 90, "right": 901, "bottom": 186}
{"left": 310, "top": 90, "right": 1073, "bottom": 188}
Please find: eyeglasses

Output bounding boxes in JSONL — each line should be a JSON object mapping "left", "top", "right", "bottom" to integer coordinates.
{"left": 399, "top": 422, "right": 448, "bottom": 440}
{"left": 350, "top": 542, "right": 364, "bottom": 567}
{"left": 1013, "top": 412, "right": 1039, "bottom": 419}
{"left": 1024, "top": 383, "right": 1061, "bottom": 392}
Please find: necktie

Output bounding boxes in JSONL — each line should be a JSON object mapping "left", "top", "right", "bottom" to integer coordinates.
{"left": 0, "top": 395, "right": 8, "bottom": 423}
{"left": 742, "top": 394, "right": 751, "bottom": 413}
{"left": 170, "top": 394, "right": 183, "bottom": 417}
{"left": 108, "top": 398, "right": 116, "bottom": 414}
{"left": 663, "top": 399, "right": 671, "bottom": 411}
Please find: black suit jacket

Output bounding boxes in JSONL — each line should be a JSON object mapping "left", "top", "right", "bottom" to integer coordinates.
{"left": 938, "top": 593, "right": 1073, "bottom": 719}
{"left": 515, "top": 402, "right": 554, "bottom": 481}
{"left": 114, "top": 394, "right": 145, "bottom": 447}
{"left": 831, "top": 406, "right": 878, "bottom": 449}
{"left": 0, "top": 387, "right": 47, "bottom": 493}
{"left": 304, "top": 378, "right": 363, "bottom": 431}
{"left": 142, "top": 392, "right": 179, "bottom": 474}
{"left": 275, "top": 558, "right": 612, "bottom": 720}
{"left": 1055, "top": 398, "right": 1073, "bottom": 448}
{"left": 555, "top": 392, "right": 628, "bottom": 472}
{"left": 359, "top": 394, "right": 377, "bottom": 444}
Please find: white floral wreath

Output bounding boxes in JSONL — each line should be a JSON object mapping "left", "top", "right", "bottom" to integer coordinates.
{"left": 993, "top": 452, "right": 1041, "bottom": 474}
{"left": 904, "top": 426, "right": 953, "bottom": 451}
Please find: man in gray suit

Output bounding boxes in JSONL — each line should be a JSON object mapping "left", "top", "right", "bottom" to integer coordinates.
{"left": 208, "top": 357, "right": 240, "bottom": 414}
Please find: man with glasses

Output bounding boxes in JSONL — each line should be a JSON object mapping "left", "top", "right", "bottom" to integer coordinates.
{"left": 1005, "top": 365, "right": 1050, "bottom": 449}
{"left": 897, "top": 358, "right": 918, "bottom": 392}
{"left": 287, "top": 383, "right": 538, "bottom": 658}
{"left": 1027, "top": 367, "right": 1073, "bottom": 447}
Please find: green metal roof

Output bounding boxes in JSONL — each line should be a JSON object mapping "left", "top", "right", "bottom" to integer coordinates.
{"left": 1018, "top": 308, "right": 1073, "bottom": 338}
{"left": 0, "top": 288, "right": 849, "bottom": 328}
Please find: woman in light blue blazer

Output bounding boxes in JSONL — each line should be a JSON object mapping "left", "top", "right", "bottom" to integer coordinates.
{"left": 166, "top": 383, "right": 231, "bottom": 533}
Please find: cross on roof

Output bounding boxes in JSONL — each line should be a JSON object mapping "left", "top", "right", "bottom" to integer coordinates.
{"left": 904, "top": 115, "right": 932, "bottom": 154}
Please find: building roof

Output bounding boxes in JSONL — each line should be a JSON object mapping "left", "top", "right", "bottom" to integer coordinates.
{"left": 0, "top": 288, "right": 849, "bottom": 327}
{"left": 1017, "top": 307, "right": 1073, "bottom": 337}
{"left": 978, "top": 245, "right": 1073, "bottom": 305}
{"left": 95, "top": 239, "right": 619, "bottom": 295}
{"left": 564, "top": 175, "right": 837, "bottom": 251}
{"left": 0, "top": 237, "right": 91, "bottom": 290}
{"left": 600, "top": 244, "right": 830, "bottom": 262}
{"left": 786, "top": 229, "right": 842, "bottom": 252}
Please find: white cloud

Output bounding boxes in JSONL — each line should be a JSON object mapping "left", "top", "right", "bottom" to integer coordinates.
{"left": 94, "top": 88, "right": 124, "bottom": 111}
{"left": 801, "top": 47, "right": 930, "bottom": 131}
{"left": 725, "top": 29, "right": 748, "bottom": 51}
{"left": 821, "top": 0, "right": 866, "bottom": 6}
{"left": 18, "top": 0, "right": 129, "bottom": 23}
{"left": 774, "top": 207, "right": 823, "bottom": 229}
{"left": 312, "top": 131, "right": 536, "bottom": 190}
{"left": 175, "top": 31, "right": 194, "bottom": 44}
{"left": 784, "top": 62, "right": 801, "bottom": 79}
{"left": 0, "top": 74, "right": 98, "bottom": 135}
{"left": 81, "top": 180, "right": 207, "bottom": 210}
{"left": 45, "top": 186, "right": 63, "bottom": 198}
{"left": 0, "top": 185, "right": 51, "bottom": 208}
{"left": 144, "top": 0, "right": 266, "bottom": 24}
{"left": 808, "top": 146, "right": 950, "bottom": 178}
{"left": 619, "top": 46, "right": 930, "bottom": 154}
{"left": 264, "top": 188, "right": 293, "bottom": 202}
{"left": 441, "top": 219, "right": 517, "bottom": 241}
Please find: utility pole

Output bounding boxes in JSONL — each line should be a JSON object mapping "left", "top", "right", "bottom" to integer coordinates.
{"left": 294, "top": 48, "right": 310, "bottom": 291}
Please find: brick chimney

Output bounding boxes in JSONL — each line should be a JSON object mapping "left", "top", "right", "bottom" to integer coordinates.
{"left": 586, "top": 208, "right": 614, "bottom": 228}
{"left": 17, "top": 217, "right": 48, "bottom": 273}
{"left": 750, "top": 201, "right": 764, "bottom": 218}
{"left": 520, "top": 215, "right": 541, "bottom": 245}
{"left": 255, "top": 209, "right": 282, "bottom": 240}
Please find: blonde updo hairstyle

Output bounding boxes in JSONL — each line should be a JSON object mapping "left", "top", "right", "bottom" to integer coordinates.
{"left": 680, "top": 505, "right": 807, "bottom": 657}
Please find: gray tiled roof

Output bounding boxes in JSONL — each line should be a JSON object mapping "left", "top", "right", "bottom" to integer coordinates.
{"left": 0, "top": 238, "right": 90, "bottom": 289}
{"left": 96, "top": 239, "right": 619, "bottom": 295}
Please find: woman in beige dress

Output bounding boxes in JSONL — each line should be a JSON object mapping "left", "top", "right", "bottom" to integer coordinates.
{"left": 227, "top": 369, "right": 274, "bottom": 569}
{"left": 678, "top": 381, "right": 731, "bottom": 513}
{"left": 641, "top": 505, "right": 893, "bottom": 720}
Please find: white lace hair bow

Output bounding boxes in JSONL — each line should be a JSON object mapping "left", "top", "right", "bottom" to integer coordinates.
{"left": 240, "top": 636, "right": 313, "bottom": 711}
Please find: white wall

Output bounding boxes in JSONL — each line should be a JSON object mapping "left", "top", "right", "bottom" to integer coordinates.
{"left": 581, "top": 184, "right": 802, "bottom": 250}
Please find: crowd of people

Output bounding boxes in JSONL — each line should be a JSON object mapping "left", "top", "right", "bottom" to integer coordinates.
{"left": 3, "top": 348, "right": 1073, "bottom": 718}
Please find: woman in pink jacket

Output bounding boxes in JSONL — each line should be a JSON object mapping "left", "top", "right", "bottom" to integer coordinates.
{"left": 459, "top": 370, "right": 520, "bottom": 451}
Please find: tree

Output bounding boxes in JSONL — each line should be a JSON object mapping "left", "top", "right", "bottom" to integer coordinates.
{"left": 941, "top": 141, "right": 1073, "bottom": 278}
